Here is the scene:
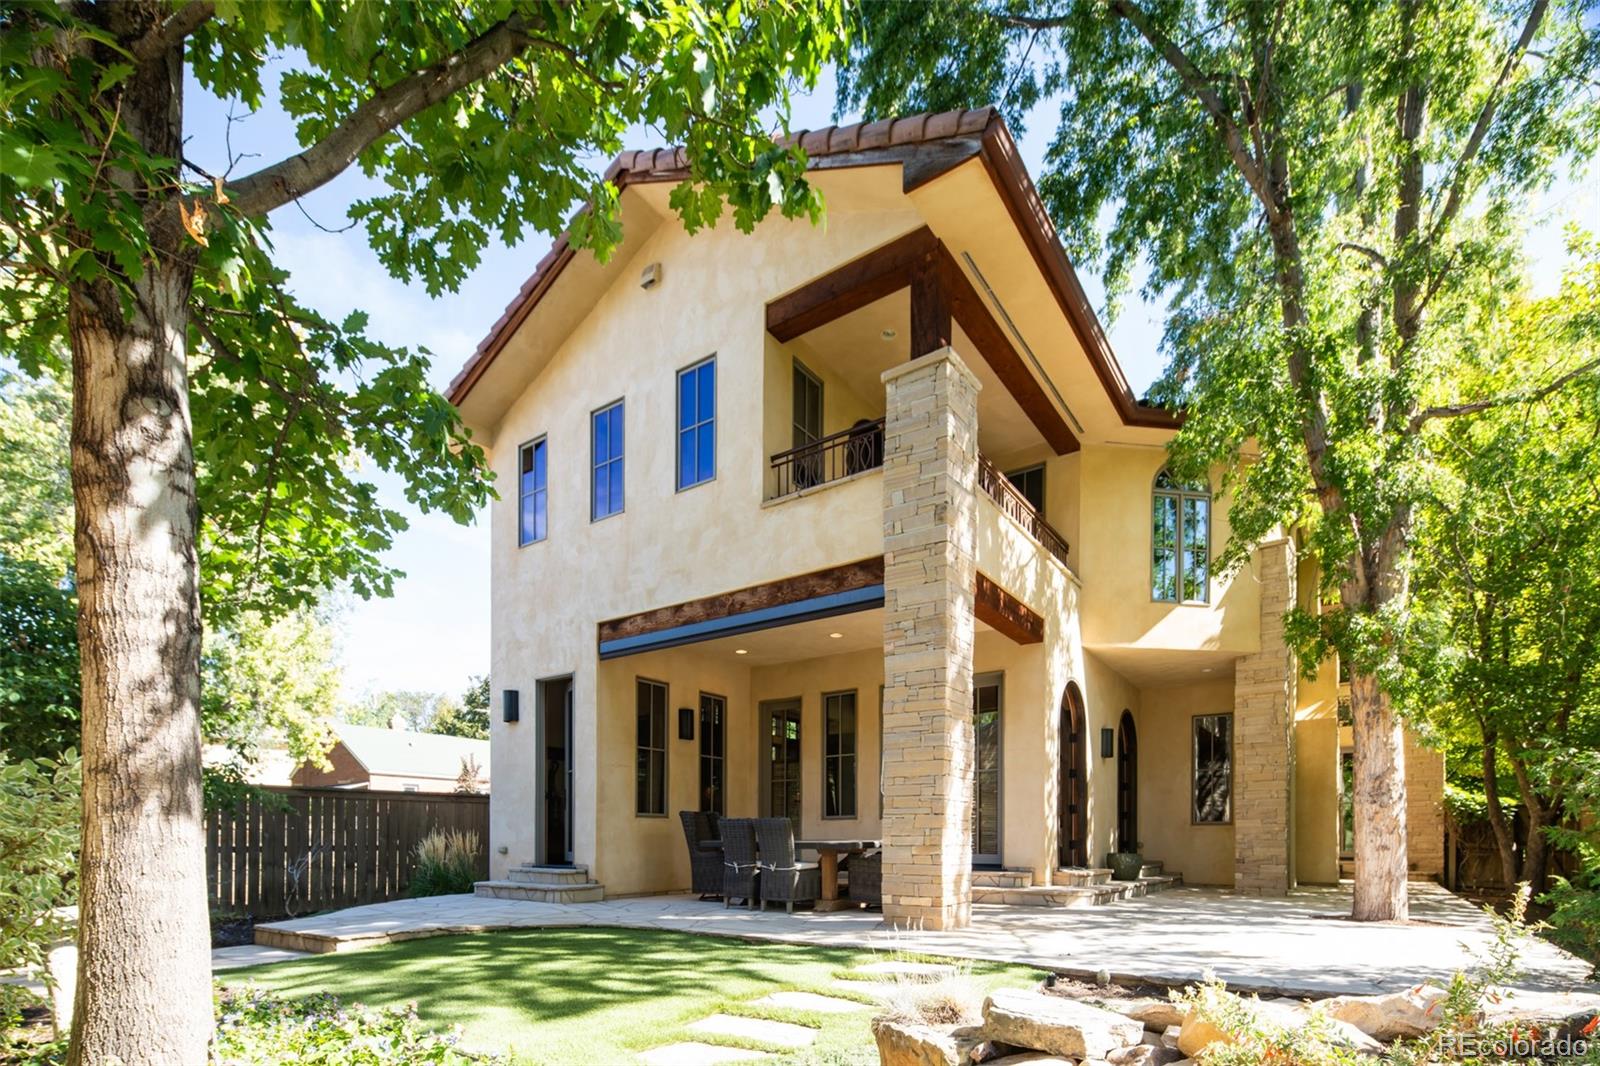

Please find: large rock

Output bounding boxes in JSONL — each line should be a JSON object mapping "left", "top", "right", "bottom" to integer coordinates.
{"left": 1481, "top": 988, "right": 1600, "bottom": 1037}
{"left": 1178, "top": 1002, "right": 1385, "bottom": 1059}
{"left": 984, "top": 1056, "right": 1076, "bottom": 1066}
{"left": 873, "top": 1018, "right": 973, "bottom": 1066}
{"left": 1175, "top": 1011, "right": 1229, "bottom": 1058}
{"left": 983, "top": 990, "right": 1144, "bottom": 1059}
{"left": 1322, "top": 985, "right": 1449, "bottom": 1040}
{"left": 1119, "top": 999, "right": 1186, "bottom": 1031}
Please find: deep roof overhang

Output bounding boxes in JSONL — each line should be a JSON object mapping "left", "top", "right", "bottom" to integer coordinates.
{"left": 448, "top": 107, "right": 1180, "bottom": 435}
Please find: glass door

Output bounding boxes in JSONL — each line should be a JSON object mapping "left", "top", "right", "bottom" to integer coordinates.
{"left": 762, "top": 700, "right": 802, "bottom": 828}
{"left": 972, "top": 674, "right": 1002, "bottom": 866}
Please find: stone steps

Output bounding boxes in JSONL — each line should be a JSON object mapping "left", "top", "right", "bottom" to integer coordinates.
{"left": 1055, "top": 866, "right": 1113, "bottom": 886}
{"left": 972, "top": 868, "right": 1033, "bottom": 888}
{"left": 474, "top": 866, "right": 604, "bottom": 904}
{"left": 506, "top": 864, "right": 592, "bottom": 885}
{"left": 976, "top": 871, "right": 1180, "bottom": 909}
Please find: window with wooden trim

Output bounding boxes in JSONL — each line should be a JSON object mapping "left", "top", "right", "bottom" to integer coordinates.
{"left": 1153, "top": 470, "right": 1210, "bottom": 603}
{"left": 677, "top": 358, "right": 716, "bottom": 490}
{"left": 592, "top": 400, "right": 625, "bottom": 521}
{"left": 518, "top": 437, "right": 547, "bottom": 545}
{"left": 635, "top": 679, "right": 667, "bottom": 815}
{"left": 1192, "top": 713, "right": 1232, "bottom": 824}
{"left": 824, "top": 690, "right": 857, "bottom": 819}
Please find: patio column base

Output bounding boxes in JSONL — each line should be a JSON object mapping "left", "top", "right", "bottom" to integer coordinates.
{"left": 879, "top": 348, "right": 980, "bottom": 932}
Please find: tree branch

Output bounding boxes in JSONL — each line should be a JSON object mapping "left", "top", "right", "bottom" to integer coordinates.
{"left": 1410, "top": 353, "right": 1600, "bottom": 431}
{"left": 1106, "top": 0, "right": 1281, "bottom": 223}
{"left": 1337, "top": 241, "right": 1389, "bottom": 268}
{"left": 1429, "top": 0, "right": 1550, "bottom": 240}
{"left": 224, "top": 12, "right": 542, "bottom": 218}
{"left": 131, "top": 1, "right": 216, "bottom": 65}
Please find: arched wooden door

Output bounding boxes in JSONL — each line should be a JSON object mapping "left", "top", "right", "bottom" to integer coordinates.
{"left": 1116, "top": 710, "right": 1137, "bottom": 853}
{"left": 1057, "top": 683, "right": 1088, "bottom": 868}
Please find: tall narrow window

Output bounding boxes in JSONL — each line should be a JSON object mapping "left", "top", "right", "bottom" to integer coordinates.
{"left": 792, "top": 360, "right": 824, "bottom": 490}
{"left": 699, "top": 692, "right": 725, "bottom": 816}
{"left": 1192, "top": 713, "right": 1232, "bottom": 824}
{"left": 1005, "top": 464, "right": 1045, "bottom": 513}
{"left": 823, "top": 691, "right": 857, "bottom": 819}
{"left": 518, "top": 438, "right": 547, "bottom": 545}
{"left": 1153, "top": 470, "right": 1210, "bottom": 603}
{"left": 677, "top": 358, "right": 716, "bottom": 490}
{"left": 592, "top": 400, "right": 625, "bottom": 521}
{"left": 635, "top": 679, "right": 667, "bottom": 815}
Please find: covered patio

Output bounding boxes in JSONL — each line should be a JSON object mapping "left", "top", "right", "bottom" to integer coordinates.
{"left": 246, "top": 882, "right": 1596, "bottom": 999}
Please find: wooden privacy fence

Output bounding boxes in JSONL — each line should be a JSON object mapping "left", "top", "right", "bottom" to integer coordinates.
{"left": 206, "top": 786, "right": 490, "bottom": 917}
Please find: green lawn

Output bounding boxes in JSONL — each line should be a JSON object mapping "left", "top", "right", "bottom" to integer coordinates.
{"left": 218, "top": 926, "right": 1045, "bottom": 1065}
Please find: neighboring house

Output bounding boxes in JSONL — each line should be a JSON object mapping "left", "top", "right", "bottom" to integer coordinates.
{"left": 292, "top": 722, "right": 491, "bottom": 795}
{"left": 450, "top": 107, "right": 1442, "bottom": 927}
{"left": 202, "top": 742, "right": 296, "bottom": 787}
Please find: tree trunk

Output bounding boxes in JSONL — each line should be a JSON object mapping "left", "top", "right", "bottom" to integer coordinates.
{"left": 1478, "top": 724, "right": 1519, "bottom": 886}
{"left": 1349, "top": 672, "right": 1410, "bottom": 921}
{"left": 66, "top": 10, "right": 214, "bottom": 1062}
{"left": 1508, "top": 753, "right": 1553, "bottom": 895}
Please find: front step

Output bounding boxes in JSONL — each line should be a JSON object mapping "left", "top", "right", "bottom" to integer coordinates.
{"left": 972, "top": 868, "right": 1033, "bottom": 889}
{"left": 980, "top": 870, "right": 1182, "bottom": 909}
{"left": 477, "top": 864, "right": 604, "bottom": 903}
{"left": 507, "top": 864, "right": 592, "bottom": 886}
{"left": 1056, "top": 867, "right": 1113, "bottom": 887}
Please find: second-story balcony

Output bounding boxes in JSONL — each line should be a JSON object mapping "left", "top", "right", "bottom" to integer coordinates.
{"left": 767, "top": 418, "right": 886, "bottom": 499}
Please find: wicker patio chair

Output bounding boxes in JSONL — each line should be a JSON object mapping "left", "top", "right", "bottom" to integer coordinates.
{"left": 720, "top": 818, "right": 760, "bottom": 909}
{"left": 754, "top": 817, "right": 820, "bottom": 914}
{"left": 679, "top": 811, "right": 723, "bottom": 899}
{"left": 849, "top": 849, "right": 882, "bottom": 908}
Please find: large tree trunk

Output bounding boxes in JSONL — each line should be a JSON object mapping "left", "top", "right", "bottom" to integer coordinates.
{"left": 66, "top": 10, "right": 214, "bottom": 1062}
{"left": 1479, "top": 724, "right": 1520, "bottom": 886}
{"left": 1508, "top": 753, "right": 1553, "bottom": 895}
{"left": 1349, "top": 672, "right": 1410, "bottom": 921}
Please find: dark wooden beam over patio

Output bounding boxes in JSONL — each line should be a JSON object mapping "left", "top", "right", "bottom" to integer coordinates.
{"left": 975, "top": 572, "right": 1045, "bottom": 645}
{"left": 764, "top": 225, "right": 1079, "bottom": 454}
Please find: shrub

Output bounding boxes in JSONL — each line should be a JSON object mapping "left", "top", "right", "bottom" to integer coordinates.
{"left": 877, "top": 960, "right": 982, "bottom": 1028}
{"left": 211, "top": 987, "right": 501, "bottom": 1065}
{"left": 0, "top": 750, "right": 79, "bottom": 1032}
{"left": 409, "top": 829, "right": 480, "bottom": 897}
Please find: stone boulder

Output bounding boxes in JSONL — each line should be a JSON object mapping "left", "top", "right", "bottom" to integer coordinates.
{"left": 1178, "top": 1001, "right": 1384, "bottom": 1059}
{"left": 983, "top": 990, "right": 1144, "bottom": 1059}
{"left": 1481, "top": 988, "right": 1600, "bottom": 1038}
{"left": 1106, "top": 1044, "right": 1188, "bottom": 1065}
{"left": 873, "top": 1018, "right": 979, "bottom": 1066}
{"left": 985, "top": 1056, "right": 1076, "bottom": 1065}
{"left": 1321, "top": 985, "right": 1448, "bottom": 1040}
{"left": 1119, "top": 999, "right": 1186, "bottom": 1032}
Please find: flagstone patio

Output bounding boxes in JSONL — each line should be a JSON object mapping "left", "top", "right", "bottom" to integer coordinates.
{"left": 244, "top": 883, "right": 1594, "bottom": 998}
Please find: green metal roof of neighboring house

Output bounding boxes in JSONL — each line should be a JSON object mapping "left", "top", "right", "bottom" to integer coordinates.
{"left": 334, "top": 723, "right": 490, "bottom": 781}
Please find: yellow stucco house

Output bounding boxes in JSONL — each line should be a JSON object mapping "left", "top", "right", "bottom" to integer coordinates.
{"left": 449, "top": 107, "right": 1444, "bottom": 929}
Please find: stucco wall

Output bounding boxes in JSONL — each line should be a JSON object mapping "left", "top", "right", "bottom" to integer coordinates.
{"left": 485, "top": 168, "right": 925, "bottom": 881}
{"left": 1135, "top": 676, "right": 1238, "bottom": 886}
{"left": 1294, "top": 716, "right": 1341, "bottom": 884}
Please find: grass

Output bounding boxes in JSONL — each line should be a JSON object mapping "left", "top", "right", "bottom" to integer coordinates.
{"left": 217, "top": 926, "right": 1045, "bottom": 1065}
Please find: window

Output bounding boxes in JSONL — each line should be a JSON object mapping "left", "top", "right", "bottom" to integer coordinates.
{"left": 1153, "top": 470, "right": 1210, "bottom": 603}
{"left": 592, "top": 400, "right": 625, "bottom": 521}
{"left": 699, "top": 693, "right": 725, "bottom": 816}
{"left": 677, "top": 358, "right": 716, "bottom": 490}
{"left": 518, "top": 438, "right": 547, "bottom": 545}
{"left": 792, "top": 360, "right": 823, "bottom": 448}
{"left": 1191, "top": 713, "right": 1232, "bottom": 824}
{"left": 1005, "top": 464, "right": 1045, "bottom": 513}
{"left": 823, "top": 691, "right": 857, "bottom": 819}
{"left": 635, "top": 679, "right": 667, "bottom": 815}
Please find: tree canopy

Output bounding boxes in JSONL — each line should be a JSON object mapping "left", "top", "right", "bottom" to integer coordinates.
{"left": 841, "top": 0, "right": 1600, "bottom": 920}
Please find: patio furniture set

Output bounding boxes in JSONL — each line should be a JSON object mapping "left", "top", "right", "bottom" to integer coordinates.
{"left": 678, "top": 811, "right": 882, "bottom": 914}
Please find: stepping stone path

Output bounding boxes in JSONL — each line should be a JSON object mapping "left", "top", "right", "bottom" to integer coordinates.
{"left": 688, "top": 1014, "right": 818, "bottom": 1048}
{"left": 637, "top": 1042, "right": 771, "bottom": 1065}
{"left": 751, "top": 990, "right": 868, "bottom": 1013}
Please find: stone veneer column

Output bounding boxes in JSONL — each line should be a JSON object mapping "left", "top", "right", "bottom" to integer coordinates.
{"left": 1233, "top": 538, "right": 1297, "bottom": 894}
{"left": 879, "top": 347, "right": 981, "bottom": 930}
{"left": 1405, "top": 732, "right": 1446, "bottom": 879}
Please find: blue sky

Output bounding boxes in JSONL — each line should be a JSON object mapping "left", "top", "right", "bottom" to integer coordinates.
{"left": 182, "top": 57, "right": 1591, "bottom": 701}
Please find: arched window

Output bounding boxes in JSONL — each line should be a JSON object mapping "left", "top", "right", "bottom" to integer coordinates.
{"left": 1152, "top": 470, "right": 1210, "bottom": 603}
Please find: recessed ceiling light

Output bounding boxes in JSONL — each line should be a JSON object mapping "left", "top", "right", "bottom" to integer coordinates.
{"left": 1201, "top": 667, "right": 1213, "bottom": 673}
{"left": 881, "top": 328, "right": 897, "bottom": 340}
{"left": 828, "top": 632, "right": 843, "bottom": 639}
{"left": 734, "top": 649, "right": 748, "bottom": 655}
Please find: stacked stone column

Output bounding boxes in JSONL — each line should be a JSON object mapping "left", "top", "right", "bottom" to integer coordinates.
{"left": 1233, "top": 538, "right": 1297, "bottom": 894}
{"left": 879, "top": 348, "right": 981, "bottom": 930}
